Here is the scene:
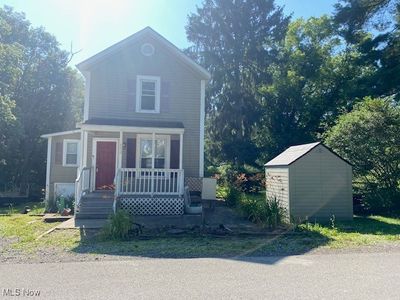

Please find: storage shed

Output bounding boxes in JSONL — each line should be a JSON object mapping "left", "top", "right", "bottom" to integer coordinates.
{"left": 265, "top": 142, "right": 353, "bottom": 222}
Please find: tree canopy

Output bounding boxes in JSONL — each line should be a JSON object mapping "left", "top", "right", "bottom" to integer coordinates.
{"left": 0, "top": 6, "right": 83, "bottom": 191}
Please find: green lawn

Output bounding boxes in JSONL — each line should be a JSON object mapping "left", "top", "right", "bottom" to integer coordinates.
{"left": 0, "top": 201, "right": 45, "bottom": 215}
{"left": 298, "top": 215, "right": 400, "bottom": 248}
{"left": 0, "top": 214, "right": 61, "bottom": 251}
{"left": 0, "top": 210, "right": 399, "bottom": 258}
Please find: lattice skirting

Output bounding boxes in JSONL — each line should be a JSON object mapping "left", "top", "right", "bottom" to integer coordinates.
{"left": 185, "top": 177, "right": 203, "bottom": 192}
{"left": 119, "top": 197, "right": 184, "bottom": 216}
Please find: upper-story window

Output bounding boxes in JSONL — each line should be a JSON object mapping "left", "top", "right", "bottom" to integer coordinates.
{"left": 136, "top": 75, "right": 160, "bottom": 113}
{"left": 63, "top": 139, "right": 80, "bottom": 167}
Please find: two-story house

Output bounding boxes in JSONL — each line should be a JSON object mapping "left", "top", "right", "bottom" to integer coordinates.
{"left": 41, "top": 27, "right": 215, "bottom": 218}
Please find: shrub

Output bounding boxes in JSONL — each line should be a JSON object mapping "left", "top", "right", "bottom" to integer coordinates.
{"left": 55, "top": 195, "right": 74, "bottom": 214}
{"left": 101, "top": 210, "right": 132, "bottom": 240}
{"left": 239, "top": 194, "right": 287, "bottom": 228}
{"left": 225, "top": 184, "right": 242, "bottom": 207}
{"left": 216, "top": 164, "right": 240, "bottom": 186}
{"left": 234, "top": 172, "right": 265, "bottom": 194}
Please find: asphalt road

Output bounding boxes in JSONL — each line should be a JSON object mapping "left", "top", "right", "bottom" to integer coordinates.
{"left": 0, "top": 252, "right": 399, "bottom": 299}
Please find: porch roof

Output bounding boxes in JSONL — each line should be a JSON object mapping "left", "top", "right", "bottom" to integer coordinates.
{"left": 82, "top": 118, "right": 184, "bottom": 129}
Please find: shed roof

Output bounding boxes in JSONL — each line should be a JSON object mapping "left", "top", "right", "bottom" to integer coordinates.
{"left": 265, "top": 142, "right": 352, "bottom": 167}
{"left": 265, "top": 142, "right": 320, "bottom": 167}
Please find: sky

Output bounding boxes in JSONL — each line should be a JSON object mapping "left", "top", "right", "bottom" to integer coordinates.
{"left": 1, "top": 0, "right": 338, "bottom": 66}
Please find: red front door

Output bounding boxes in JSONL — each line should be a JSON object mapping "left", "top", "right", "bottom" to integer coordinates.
{"left": 95, "top": 141, "right": 116, "bottom": 189}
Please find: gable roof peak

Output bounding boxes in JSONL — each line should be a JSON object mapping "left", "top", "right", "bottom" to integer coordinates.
{"left": 76, "top": 26, "right": 210, "bottom": 80}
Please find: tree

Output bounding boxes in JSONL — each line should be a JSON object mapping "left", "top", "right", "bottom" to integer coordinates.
{"left": 334, "top": 0, "right": 400, "bottom": 100}
{"left": 186, "top": 0, "right": 290, "bottom": 166}
{"left": 255, "top": 16, "right": 374, "bottom": 160}
{"left": 324, "top": 97, "right": 400, "bottom": 211}
{"left": 0, "top": 6, "right": 84, "bottom": 192}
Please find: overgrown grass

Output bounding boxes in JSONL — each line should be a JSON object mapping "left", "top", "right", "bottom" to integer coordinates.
{"left": 238, "top": 193, "right": 286, "bottom": 228}
{"left": 100, "top": 210, "right": 132, "bottom": 240}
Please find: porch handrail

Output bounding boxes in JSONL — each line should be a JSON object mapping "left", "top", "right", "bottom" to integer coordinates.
{"left": 75, "top": 167, "right": 91, "bottom": 208}
{"left": 115, "top": 168, "right": 184, "bottom": 196}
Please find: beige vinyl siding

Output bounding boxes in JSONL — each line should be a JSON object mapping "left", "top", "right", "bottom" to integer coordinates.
{"left": 290, "top": 145, "right": 353, "bottom": 221}
{"left": 49, "top": 132, "right": 81, "bottom": 202}
{"left": 265, "top": 168, "right": 290, "bottom": 217}
{"left": 87, "top": 35, "right": 201, "bottom": 177}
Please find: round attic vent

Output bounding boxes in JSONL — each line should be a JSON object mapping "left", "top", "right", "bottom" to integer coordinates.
{"left": 141, "top": 43, "right": 155, "bottom": 56}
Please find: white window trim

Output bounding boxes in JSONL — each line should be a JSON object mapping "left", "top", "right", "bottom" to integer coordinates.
{"left": 136, "top": 75, "right": 161, "bottom": 113}
{"left": 136, "top": 134, "right": 170, "bottom": 169}
{"left": 62, "top": 139, "right": 80, "bottom": 167}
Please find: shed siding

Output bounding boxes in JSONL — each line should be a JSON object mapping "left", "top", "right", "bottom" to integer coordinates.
{"left": 290, "top": 145, "right": 353, "bottom": 221}
{"left": 265, "top": 168, "right": 290, "bottom": 217}
{"left": 88, "top": 35, "right": 201, "bottom": 177}
{"left": 49, "top": 132, "right": 81, "bottom": 202}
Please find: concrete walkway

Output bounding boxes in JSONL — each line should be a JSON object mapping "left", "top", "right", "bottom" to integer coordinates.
{"left": 56, "top": 218, "right": 107, "bottom": 229}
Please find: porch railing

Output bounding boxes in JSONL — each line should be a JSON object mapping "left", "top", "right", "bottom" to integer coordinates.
{"left": 75, "top": 167, "right": 91, "bottom": 208}
{"left": 115, "top": 168, "right": 184, "bottom": 196}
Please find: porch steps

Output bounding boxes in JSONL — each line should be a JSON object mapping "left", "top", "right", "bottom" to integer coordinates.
{"left": 75, "top": 191, "right": 114, "bottom": 219}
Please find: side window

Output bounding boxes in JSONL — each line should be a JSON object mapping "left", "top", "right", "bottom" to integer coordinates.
{"left": 63, "top": 140, "right": 80, "bottom": 167}
{"left": 136, "top": 75, "right": 160, "bottom": 113}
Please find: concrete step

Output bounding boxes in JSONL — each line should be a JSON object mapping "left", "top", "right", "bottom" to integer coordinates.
{"left": 78, "top": 207, "right": 113, "bottom": 212}
{"left": 79, "top": 202, "right": 114, "bottom": 208}
{"left": 82, "top": 192, "right": 114, "bottom": 200}
{"left": 75, "top": 213, "right": 111, "bottom": 219}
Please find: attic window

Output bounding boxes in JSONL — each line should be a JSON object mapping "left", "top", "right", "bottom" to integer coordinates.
{"left": 141, "top": 43, "right": 155, "bottom": 56}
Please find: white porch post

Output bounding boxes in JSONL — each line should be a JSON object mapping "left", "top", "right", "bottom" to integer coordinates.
{"left": 151, "top": 132, "right": 156, "bottom": 168}
{"left": 199, "top": 79, "right": 206, "bottom": 177}
{"left": 81, "top": 130, "right": 91, "bottom": 191}
{"left": 82, "top": 130, "right": 88, "bottom": 167}
{"left": 118, "top": 131, "right": 123, "bottom": 168}
{"left": 45, "top": 136, "right": 52, "bottom": 203}
{"left": 151, "top": 132, "right": 156, "bottom": 195}
{"left": 80, "top": 130, "right": 84, "bottom": 167}
{"left": 179, "top": 133, "right": 184, "bottom": 194}
{"left": 179, "top": 133, "right": 183, "bottom": 169}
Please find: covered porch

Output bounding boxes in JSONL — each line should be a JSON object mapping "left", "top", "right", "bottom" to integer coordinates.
{"left": 75, "top": 119, "right": 188, "bottom": 215}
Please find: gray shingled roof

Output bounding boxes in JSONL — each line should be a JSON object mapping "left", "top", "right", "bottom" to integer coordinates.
{"left": 265, "top": 142, "right": 321, "bottom": 167}
{"left": 83, "top": 118, "right": 184, "bottom": 128}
